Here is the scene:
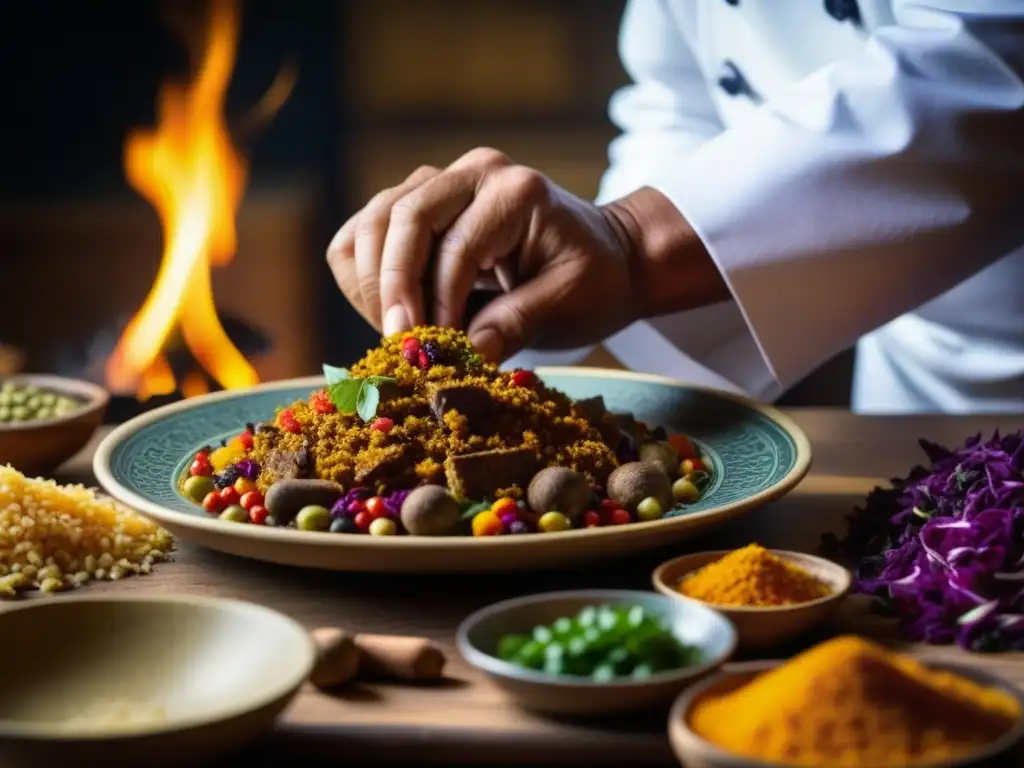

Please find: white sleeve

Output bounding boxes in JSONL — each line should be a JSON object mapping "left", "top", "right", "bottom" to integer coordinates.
{"left": 504, "top": 0, "right": 725, "bottom": 373}
{"left": 634, "top": 1, "right": 1024, "bottom": 394}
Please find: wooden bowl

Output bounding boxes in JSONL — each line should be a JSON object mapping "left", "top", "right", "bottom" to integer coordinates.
{"left": 0, "top": 595, "right": 316, "bottom": 768}
{"left": 668, "top": 660, "right": 1024, "bottom": 768}
{"left": 0, "top": 374, "right": 109, "bottom": 475}
{"left": 652, "top": 550, "right": 852, "bottom": 651}
{"left": 456, "top": 589, "right": 737, "bottom": 716}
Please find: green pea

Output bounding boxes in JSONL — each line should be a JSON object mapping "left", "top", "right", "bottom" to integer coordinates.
{"left": 25, "top": 396, "right": 42, "bottom": 412}
{"left": 0, "top": 407, "right": 9, "bottom": 422}
{"left": 498, "top": 634, "right": 529, "bottom": 661}
{"left": 35, "top": 407, "right": 54, "bottom": 420}
{"left": 295, "top": 504, "right": 331, "bottom": 532}
{"left": 0, "top": 392, "right": 11, "bottom": 407}
{"left": 552, "top": 617, "right": 573, "bottom": 636}
{"left": 8, "top": 391, "right": 26, "bottom": 406}
{"left": 219, "top": 504, "right": 249, "bottom": 523}
{"left": 672, "top": 478, "right": 701, "bottom": 503}
{"left": 39, "top": 392, "right": 57, "bottom": 407}
{"left": 183, "top": 475, "right": 215, "bottom": 504}
{"left": 532, "top": 625, "right": 553, "bottom": 644}
{"left": 10, "top": 406, "right": 29, "bottom": 421}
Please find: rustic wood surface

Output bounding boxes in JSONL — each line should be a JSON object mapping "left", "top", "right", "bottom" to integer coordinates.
{"left": 25, "top": 411, "right": 1024, "bottom": 764}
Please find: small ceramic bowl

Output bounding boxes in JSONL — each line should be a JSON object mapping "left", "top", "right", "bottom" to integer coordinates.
{"left": 668, "top": 660, "right": 1024, "bottom": 768}
{"left": 0, "top": 595, "right": 316, "bottom": 768}
{"left": 0, "top": 374, "right": 109, "bottom": 475}
{"left": 456, "top": 589, "right": 737, "bottom": 717}
{"left": 652, "top": 549, "right": 851, "bottom": 651}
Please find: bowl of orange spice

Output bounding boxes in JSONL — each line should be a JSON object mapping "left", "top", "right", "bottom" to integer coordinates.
{"left": 668, "top": 635, "right": 1024, "bottom": 768}
{"left": 652, "top": 544, "right": 851, "bottom": 650}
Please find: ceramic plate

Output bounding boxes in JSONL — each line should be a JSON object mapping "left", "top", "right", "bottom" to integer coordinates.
{"left": 93, "top": 369, "right": 811, "bottom": 573}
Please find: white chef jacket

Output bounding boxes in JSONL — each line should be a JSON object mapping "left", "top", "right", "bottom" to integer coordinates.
{"left": 505, "top": 0, "right": 1024, "bottom": 414}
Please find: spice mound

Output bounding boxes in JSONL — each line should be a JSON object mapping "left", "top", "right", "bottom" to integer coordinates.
{"left": 688, "top": 635, "right": 1021, "bottom": 767}
{"left": 678, "top": 544, "right": 830, "bottom": 607}
{"left": 0, "top": 465, "right": 174, "bottom": 596}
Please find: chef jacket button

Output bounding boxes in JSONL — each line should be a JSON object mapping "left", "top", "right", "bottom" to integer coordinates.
{"left": 717, "top": 60, "right": 750, "bottom": 97}
{"left": 824, "top": 0, "right": 861, "bottom": 23}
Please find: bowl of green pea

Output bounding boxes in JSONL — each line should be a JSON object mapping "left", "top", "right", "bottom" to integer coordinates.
{"left": 456, "top": 589, "right": 737, "bottom": 717}
{"left": 0, "top": 375, "right": 109, "bottom": 476}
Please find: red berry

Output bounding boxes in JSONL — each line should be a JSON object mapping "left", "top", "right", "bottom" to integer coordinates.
{"left": 417, "top": 349, "right": 430, "bottom": 370}
{"left": 372, "top": 417, "right": 394, "bottom": 432}
{"left": 511, "top": 369, "right": 535, "bottom": 387}
{"left": 248, "top": 504, "right": 269, "bottom": 525}
{"left": 354, "top": 510, "right": 373, "bottom": 531}
{"left": 310, "top": 389, "right": 337, "bottom": 415}
{"left": 610, "top": 508, "right": 632, "bottom": 525}
{"left": 599, "top": 498, "right": 619, "bottom": 512}
{"left": 219, "top": 486, "right": 240, "bottom": 506}
{"left": 365, "top": 497, "right": 387, "bottom": 519}
{"left": 202, "top": 491, "right": 224, "bottom": 515}
{"left": 239, "top": 430, "right": 254, "bottom": 450}
{"left": 583, "top": 510, "right": 602, "bottom": 528}
{"left": 402, "top": 337, "right": 421, "bottom": 365}
{"left": 190, "top": 458, "right": 211, "bottom": 477}
{"left": 240, "top": 491, "right": 263, "bottom": 511}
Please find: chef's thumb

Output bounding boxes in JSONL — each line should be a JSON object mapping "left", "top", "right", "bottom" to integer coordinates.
{"left": 466, "top": 278, "right": 559, "bottom": 363}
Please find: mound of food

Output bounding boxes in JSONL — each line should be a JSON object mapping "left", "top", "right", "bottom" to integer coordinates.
{"left": 181, "top": 327, "right": 711, "bottom": 536}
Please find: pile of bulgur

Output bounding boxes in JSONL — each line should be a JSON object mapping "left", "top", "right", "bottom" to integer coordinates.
{"left": 0, "top": 465, "right": 173, "bottom": 596}
{"left": 251, "top": 327, "right": 619, "bottom": 496}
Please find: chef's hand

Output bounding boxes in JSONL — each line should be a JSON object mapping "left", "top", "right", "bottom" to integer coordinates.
{"left": 327, "top": 148, "right": 728, "bottom": 362}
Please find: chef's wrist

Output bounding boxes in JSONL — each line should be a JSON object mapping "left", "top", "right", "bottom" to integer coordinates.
{"left": 601, "top": 186, "right": 730, "bottom": 319}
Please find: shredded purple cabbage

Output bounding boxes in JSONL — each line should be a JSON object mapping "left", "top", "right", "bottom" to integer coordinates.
{"left": 331, "top": 486, "right": 371, "bottom": 518}
{"left": 234, "top": 459, "right": 260, "bottom": 480}
{"left": 825, "top": 431, "right": 1024, "bottom": 652}
{"left": 383, "top": 488, "right": 414, "bottom": 518}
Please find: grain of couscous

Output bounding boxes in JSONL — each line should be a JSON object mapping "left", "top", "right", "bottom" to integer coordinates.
{"left": 181, "top": 327, "right": 714, "bottom": 537}
{"left": 0, "top": 465, "right": 173, "bottom": 596}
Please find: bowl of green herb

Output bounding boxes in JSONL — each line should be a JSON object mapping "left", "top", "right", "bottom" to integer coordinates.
{"left": 456, "top": 589, "right": 737, "bottom": 716}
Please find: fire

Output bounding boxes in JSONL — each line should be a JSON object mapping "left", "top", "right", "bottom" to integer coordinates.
{"left": 106, "top": 0, "right": 291, "bottom": 399}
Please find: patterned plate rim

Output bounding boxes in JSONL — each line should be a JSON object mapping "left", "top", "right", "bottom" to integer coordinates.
{"left": 93, "top": 368, "right": 813, "bottom": 548}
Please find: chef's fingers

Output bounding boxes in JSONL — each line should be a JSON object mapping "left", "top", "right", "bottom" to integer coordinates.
{"left": 431, "top": 165, "right": 544, "bottom": 329}
{"left": 466, "top": 260, "right": 582, "bottom": 362}
{"left": 349, "top": 165, "right": 441, "bottom": 330}
{"left": 378, "top": 169, "right": 480, "bottom": 336}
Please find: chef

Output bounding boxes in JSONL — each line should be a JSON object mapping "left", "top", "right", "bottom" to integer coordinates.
{"left": 327, "top": 0, "right": 1024, "bottom": 414}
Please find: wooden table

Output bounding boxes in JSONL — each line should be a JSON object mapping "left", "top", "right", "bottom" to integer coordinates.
{"left": 34, "top": 410, "right": 1024, "bottom": 764}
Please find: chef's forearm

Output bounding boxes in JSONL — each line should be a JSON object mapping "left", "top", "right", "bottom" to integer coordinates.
{"left": 603, "top": 186, "right": 730, "bottom": 323}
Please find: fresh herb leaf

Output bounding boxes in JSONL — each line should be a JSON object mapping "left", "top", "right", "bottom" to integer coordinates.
{"left": 364, "top": 375, "right": 397, "bottom": 387}
{"left": 460, "top": 500, "right": 491, "bottom": 521}
{"left": 323, "top": 364, "right": 350, "bottom": 385}
{"left": 327, "top": 379, "right": 362, "bottom": 413}
{"left": 355, "top": 381, "right": 380, "bottom": 422}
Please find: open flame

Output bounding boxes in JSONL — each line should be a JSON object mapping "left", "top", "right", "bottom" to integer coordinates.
{"left": 105, "top": 0, "right": 292, "bottom": 400}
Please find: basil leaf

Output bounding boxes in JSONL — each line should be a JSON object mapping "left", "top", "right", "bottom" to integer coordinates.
{"left": 323, "top": 364, "right": 350, "bottom": 385}
{"left": 327, "top": 380, "right": 361, "bottom": 413}
{"left": 356, "top": 381, "right": 381, "bottom": 422}
{"left": 365, "top": 375, "right": 397, "bottom": 386}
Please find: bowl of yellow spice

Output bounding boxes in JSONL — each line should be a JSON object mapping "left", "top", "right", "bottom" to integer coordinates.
{"left": 652, "top": 544, "right": 851, "bottom": 650}
{"left": 668, "top": 635, "right": 1024, "bottom": 768}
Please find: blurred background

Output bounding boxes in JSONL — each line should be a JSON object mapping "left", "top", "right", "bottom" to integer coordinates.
{"left": 0, "top": 0, "right": 851, "bottom": 414}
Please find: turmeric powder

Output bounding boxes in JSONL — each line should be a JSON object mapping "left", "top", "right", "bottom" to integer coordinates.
{"left": 688, "top": 635, "right": 1021, "bottom": 767}
{"left": 678, "top": 544, "right": 830, "bottom": 607}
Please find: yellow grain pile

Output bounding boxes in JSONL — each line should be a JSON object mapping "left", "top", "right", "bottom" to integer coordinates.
{"left": 0, "top": 465, "right": 174, "bottom": 596}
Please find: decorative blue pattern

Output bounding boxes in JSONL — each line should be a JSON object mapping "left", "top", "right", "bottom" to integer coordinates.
{"left": 106, "top": 374, "right": 799, "bottom": 520}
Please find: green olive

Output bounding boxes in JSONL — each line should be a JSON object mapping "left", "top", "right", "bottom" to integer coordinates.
{"left": 672, "top": 478, "right": 701, "bottom": 504}
{"left": 0, "top": 407, "right": 10, "bottom": 422}
{"left": 35, "top": 407, "right": 54, "bottom": 420}
{"left": 295, "top": 504, "right": 331, "bottom": 532}
{"left": 10, "top": 406, "right": 29, "bottom": 421}
{"left": 183, "top": 475, "right": 216, "bottom": 504}
{"left": 636, "top": 496, "right": 663, "bottom": 521}
{"left": 219, "top": 504, "right": 249, "bottom": 523}
{"left": 39, "top": 392, "right": 57, "bottom": 407}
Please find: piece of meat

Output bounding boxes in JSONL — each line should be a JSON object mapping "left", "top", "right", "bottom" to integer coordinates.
{"left": 445, "top": 447, "right": 540, "bottom": 500}
{"left": 354, "top": 443, "right": 412, "bottom": 487}
{"left": 263, "top": 444, "right": 312, "bottom": 483}
{"left": 429, "top": 384, "right": 499, "bottom": 434}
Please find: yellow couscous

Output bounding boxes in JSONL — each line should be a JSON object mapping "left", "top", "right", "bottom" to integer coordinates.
{"left": 0, "top": 465, "right": 173, "bottom": 596}
{"left": 180, "top": 326, "right": 713, "bottom": 536}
